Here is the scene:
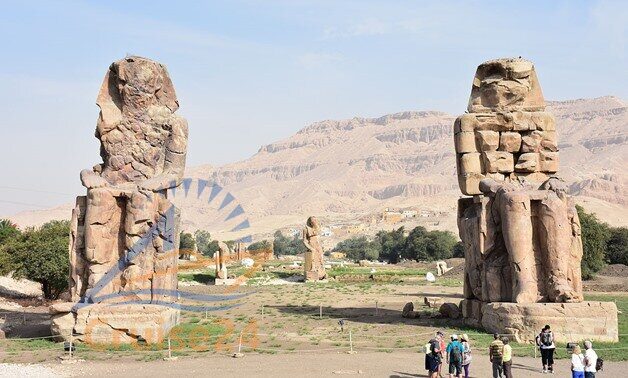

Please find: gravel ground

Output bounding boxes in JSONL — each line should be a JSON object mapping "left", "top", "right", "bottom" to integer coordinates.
{"left": 0, "top": 363, "right": 62, "bottom": 377}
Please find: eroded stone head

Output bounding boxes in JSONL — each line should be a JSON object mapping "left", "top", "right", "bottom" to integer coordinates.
{"left": 97, "top": 56, "right": 179, "bottom": 122}
{"left": 468, "top": 58, "right": 545, "bottom": 113}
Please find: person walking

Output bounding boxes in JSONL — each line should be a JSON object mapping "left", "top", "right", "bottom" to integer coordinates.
{"left": 583, "top": 340, "right": 599, "bottom": 378}
{"left": 571, "top": 345, "right": 585, "bottom": 378}
{"left": 489, "top": 333, "right": 504, "bottom": 378}
{"left": 502, "top": 337, "right": 513, "bottom": 378}
{"left": 437, "top": 331, "right": 446, "bottom": 378}
{"left": 425, "top": 332, "right": 442, "bottom": 378}
{"left": 460, "top": 334, "right": 472, "bottom": 378}
{"left": 538, "top": 325, "right": 556, "bottom": 373}
{"left": 445, "top": 334, "right": 463, "bottom": 378}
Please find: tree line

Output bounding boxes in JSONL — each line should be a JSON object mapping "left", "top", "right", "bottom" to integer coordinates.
{"left": 332, "top": 226, "right": 463, "bottom": 263}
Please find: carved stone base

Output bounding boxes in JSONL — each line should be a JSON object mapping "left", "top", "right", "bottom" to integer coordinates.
{"left": 461, "top": 300, "right": 618, "bottom": 343}
{"left": 50, "top": 303, "right": 180, "bottom": 344}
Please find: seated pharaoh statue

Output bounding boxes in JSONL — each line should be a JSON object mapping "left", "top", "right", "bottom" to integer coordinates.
{"left": 454, "top": 58, "right": 617, "bottom": 343}
{"left": 50, "top": 56, "right": 187, "bottom": 344}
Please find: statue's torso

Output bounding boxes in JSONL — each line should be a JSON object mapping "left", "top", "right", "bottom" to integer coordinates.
{"left": 99, "top": 111, "right": 171, "bottom": 185}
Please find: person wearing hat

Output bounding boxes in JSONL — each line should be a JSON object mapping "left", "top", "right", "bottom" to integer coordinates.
{"left": 460, "top": 334, "right": 472, "bottom": 378}
{"left": 446, "top": 334, "right": 464, "bottom": 378}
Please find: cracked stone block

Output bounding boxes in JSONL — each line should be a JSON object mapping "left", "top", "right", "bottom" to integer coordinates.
{"left": 455, "top": 131, "right": 477, "bottom": 153}
{"left": 539, "top": 151, "right": 559, "bottom": 172}
{"left": 531, "top": 112, "right": 556, "bottom": 131}
{"left": 499, "top": 132, "right": 522, "bottom": 152}
{"left": 482, "top": 302, "right": 619, "bottom": 343}
{"left": 476, "top": 130, "right": 500, "bottom": 151}
{"left": 515, "top": 153, "right": 539, "bottom": 172}
{"left": 458, "top": 152, "right": 482, "bottom": 174}
{"left": 483, "top": 151, "right": 514, "bottom": 173}
{"left": 458, "top": 173, "right": 484, "bottom": 195}
{"left": 511, "top": 111, "right": 537, "bottom": 131}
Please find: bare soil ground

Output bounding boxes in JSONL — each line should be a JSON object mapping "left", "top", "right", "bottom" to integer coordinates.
{"left": 46, "top": 352, "right": 628, "bottom": 377}
{"left": 2, "top": 262, "right": 627, "bottom": 377}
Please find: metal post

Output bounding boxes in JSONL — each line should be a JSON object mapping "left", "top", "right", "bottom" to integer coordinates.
{"left": 69, "top": 333, "right": 73, "bottom": 358}
{"left": 534, "top": 345, "right": 537, "bottom": 359}
{"left": 261, "top": 304, "right": 264, "bottom": 317}
{"left": 168, "top": 337, "right": 172, "bottom": 359}
{"left": 319, "top": 304, "right": 322, "bottom": 319}
{"left": 375, "top": 301, "right": 378, "bottom": 316}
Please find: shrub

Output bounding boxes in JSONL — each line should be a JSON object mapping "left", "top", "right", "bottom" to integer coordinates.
{"left": 576, "top": 205, "right": 609, "bottom": 280}
{"left": 2, "top": 220, "right": 70, "bottom": 299}
{"left": 606, "top": 227, "right": 628, "bottom": 266}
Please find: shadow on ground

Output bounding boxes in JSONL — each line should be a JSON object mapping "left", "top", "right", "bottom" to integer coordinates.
{"left": 268, "top": 304, "right": 462, "bottom": 327}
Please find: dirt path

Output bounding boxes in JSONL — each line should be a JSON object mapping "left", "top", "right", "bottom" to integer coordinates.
{"left": 49, "top": 351, "right": 622, "bottom": 377}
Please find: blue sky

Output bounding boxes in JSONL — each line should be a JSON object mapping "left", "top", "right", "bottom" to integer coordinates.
{"left": 0, "top": 0, "right": 626, "bottom": 216}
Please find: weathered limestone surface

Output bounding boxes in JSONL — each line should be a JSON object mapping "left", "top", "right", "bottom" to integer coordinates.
{"left": 481, "top": 302, "right": 619, "bottom": 343}
{"left": 51, "top": 56, "right": 188, "bottom": 344}
{"left": 302, "top": 216, "right": 326, "bottom": 281}
{"left": 455, "top": 58, "right": 618, "bottom": 342}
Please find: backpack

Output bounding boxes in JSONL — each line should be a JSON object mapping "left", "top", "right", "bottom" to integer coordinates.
{"left": 451, "top": 343, "right": 463, "bottom": 364}
{"left": 541, "top": 332, "right": 553, "bottom": 346}
{"left": 490, "top": 342, "right": 503, "bottom": 360}
{"left": 596, "top": 357, "right": 604, "bottom": 371}
{"left": 462, "top": 343, "right": 472, "bottom": 365}
{"left": 428, "top": 339, "right": 438, "bottom": 355}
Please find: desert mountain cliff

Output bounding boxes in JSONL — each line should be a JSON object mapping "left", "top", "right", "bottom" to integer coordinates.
{"left": 10, "top": 96, "right": 627, "bottom": 243}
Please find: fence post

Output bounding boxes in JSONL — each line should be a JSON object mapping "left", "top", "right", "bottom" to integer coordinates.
{"left": 238, "top": 331, "right": 243, "bottom": 353}
{"left": 168, "top": 336, "right": 172, "bottom": 359}
{"left": 375, "top": 301, "right": 378, "bottom": 316}
{"left": 349, "top": 330, "right": 354, "bottom": 353}
{"left": 69, "top": 333, "right": 73, "bottom": 359}
{"left": 319, "top": 304, "right": 322, "bottom": 319}
{"left": 205, "top": 310, "right": 208, "bottom": 320}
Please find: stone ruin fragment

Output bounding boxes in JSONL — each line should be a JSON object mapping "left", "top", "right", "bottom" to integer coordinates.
{"left": 50, "top": 56, "right": 188, "bottom": 344}
{"left": 455, "top": 58, "right": 618, "bottom": 343}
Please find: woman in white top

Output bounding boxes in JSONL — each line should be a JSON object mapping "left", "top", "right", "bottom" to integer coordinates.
{"left": 571, "top": 345, "right": 585, "bottom": 378}
{"left": 460, "top": 333, "right": 472, "bottom": 378}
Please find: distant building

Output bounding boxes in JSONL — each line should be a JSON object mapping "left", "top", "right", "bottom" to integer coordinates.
{"left": 402, "top": 210, "right": 417, "bottom": 218}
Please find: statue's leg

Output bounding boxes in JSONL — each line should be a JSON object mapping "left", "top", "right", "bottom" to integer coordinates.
{"left": 84, "top": 188, "right": 122, "bottom": 296}
{"left": 537, "top": 192, "right": 579, "bottom": 302}
{"left": 123, "top": 189, "right": 158, "bottom": 295}
{"left": 498, "top": 190, "right": 538, "bottom": 303}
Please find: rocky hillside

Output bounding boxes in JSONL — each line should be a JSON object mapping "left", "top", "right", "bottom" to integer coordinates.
{"left": 11, "top": 96, "right": 627, "bottom": 241}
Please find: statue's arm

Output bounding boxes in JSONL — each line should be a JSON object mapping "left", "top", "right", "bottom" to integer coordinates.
{"left": 138, "top": 116, "right": 188, "bottom": 192}
{"left": 302, "top": 228, "right": 314, "bottom": 251}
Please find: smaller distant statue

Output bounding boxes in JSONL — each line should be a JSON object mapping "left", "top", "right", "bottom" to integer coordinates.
{"left": 302, "top": 216, "right": 326, "bottom": 281}
{"left": 214, "top": 241, "right": 230, "bottom": 280}
{"left": 436, "top": 261, "right": 453, "bottom": 276}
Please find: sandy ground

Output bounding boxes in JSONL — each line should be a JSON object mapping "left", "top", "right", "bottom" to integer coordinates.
{"left": 45, "top": 352, "right": 624, "bottom": 377}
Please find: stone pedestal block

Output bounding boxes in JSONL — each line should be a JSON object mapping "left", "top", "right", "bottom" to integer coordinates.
{"left": 481, "top": 301, "right": 618, "bottom": 343}
{"left": 51, "top": 303, "right": 180, "bottom": 344}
